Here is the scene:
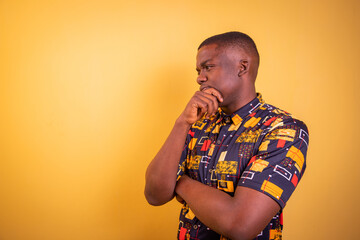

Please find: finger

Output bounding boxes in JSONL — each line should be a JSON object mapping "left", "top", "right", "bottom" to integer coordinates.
{"left": 191, "top": 97, "right": 210, "bottom": 118}
{"left": 202, "top": 88, "right": 223, "bottom": 103}
{"left": 195, "top": 92, "right": 219, "bottom": 117}
{"left": 193, "top": 94, "right": 215, "bottom": 118}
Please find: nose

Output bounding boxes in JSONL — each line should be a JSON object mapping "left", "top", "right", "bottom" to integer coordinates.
{"left": 197, "top": 71, "right": 207, "bottom": 85}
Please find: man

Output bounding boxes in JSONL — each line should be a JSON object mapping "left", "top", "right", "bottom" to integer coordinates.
{"left": 145, "top": 32, "right": 309, "bottom": 240}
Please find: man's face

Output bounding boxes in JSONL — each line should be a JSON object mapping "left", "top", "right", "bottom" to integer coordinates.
{"left": 196, "top": 44, "right": 242, "bottom": 109}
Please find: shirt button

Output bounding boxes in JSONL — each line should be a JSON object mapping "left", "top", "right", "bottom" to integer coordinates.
{"left": 193, "top": 225, "right": 198, "bottom": 229}
{"left": 217, "top": 139, "right": 221, "bottom": 144}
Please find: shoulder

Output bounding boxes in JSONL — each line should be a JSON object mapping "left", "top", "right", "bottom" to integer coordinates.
{"left": 252, "top": 103, "right": 309, "bottom": 159}
{"left": 250, "top": 102, "right": 309, "bottom": 152}
{"left": 257, "top": 103, "right": 308, "bottom": 133}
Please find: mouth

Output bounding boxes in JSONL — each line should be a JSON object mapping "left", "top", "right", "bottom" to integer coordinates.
{"left": 200, "top": 85, "right": 210, "bottom": 92}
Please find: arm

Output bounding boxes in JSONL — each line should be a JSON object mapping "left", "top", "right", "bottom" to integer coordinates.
{"left": 144, "top": 88, "right": 223, "bottom": 206}
{"left": 175, "top": 175, "right": 280, "bottom": 240}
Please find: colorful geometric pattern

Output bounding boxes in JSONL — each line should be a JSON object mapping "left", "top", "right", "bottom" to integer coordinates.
{"left": 177, "top": 93, "right": 309, "bottom": 240}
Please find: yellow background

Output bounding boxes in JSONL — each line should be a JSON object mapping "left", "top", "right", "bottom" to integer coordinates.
{"left": 0, "top": 0, "right": 359, "bottom": 239}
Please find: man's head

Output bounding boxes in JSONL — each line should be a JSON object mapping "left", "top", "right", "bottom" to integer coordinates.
{"left": 198, "top": 31, "right": 259, "bottom": 72}
{"left": 196, "top": 31, "right": 259, "bottom": 114}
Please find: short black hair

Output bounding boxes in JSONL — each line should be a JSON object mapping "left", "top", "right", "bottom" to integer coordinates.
{"left": 198, "top": 31, "right": 259, "bottom": 63}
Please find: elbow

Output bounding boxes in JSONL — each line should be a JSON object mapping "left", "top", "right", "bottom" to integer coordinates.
{"left": 144, "top": 183, "right": 174, "bottom": 206}
{"left": 144, "top": 190, "right": 168, "bottom": 206}
{"left": 145, "top": 197, "right": 163, "bottom": 206}
{"left": 144, "top": 171, "right": 177, "bottom": 206}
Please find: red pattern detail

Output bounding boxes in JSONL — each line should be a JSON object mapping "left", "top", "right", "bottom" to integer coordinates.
{"left": 188, "top": 130, "right": 195, "bottom": 137}
{"left": 291, "top": 174, "right": 298, "bottom": 187}
{"left": 264, "top": 117, "right": 276, "bottom": 126}
{"left": 179, "top": 227, "right": 187, "bottom": 240}
{"left": 201, "top": 139, "right": 211, "bottom": 151}
{"left": 247, "top": 156, "right": 257, "bottom": 166}
{"left": 277, "top": 139, "right": 286, "bottom": 148}
{"left": 249, "top": 112, "right": 256, "bottom": 117}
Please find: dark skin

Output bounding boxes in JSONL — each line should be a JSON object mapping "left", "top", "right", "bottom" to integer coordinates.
{"left": 145, "top": 44, "right": 280, "bottom": 240}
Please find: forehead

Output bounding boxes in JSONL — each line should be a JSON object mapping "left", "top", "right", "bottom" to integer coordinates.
{"left": 196, "top": 44, "right": 223, "bottom": 63}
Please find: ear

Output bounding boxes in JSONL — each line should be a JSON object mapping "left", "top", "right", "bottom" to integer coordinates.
{"left": 238, "top": 59, "right": 249, "bottom": 77}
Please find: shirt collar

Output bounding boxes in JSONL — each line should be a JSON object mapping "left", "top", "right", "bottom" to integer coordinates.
{"left": 218, "top": 93, "right": 264, "bottom": 125}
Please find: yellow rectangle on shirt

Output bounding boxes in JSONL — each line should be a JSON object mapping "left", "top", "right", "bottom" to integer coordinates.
{"left": 278, "top": 128, "right": 296, "bottom": 138}
{"left": 269, "top": 228, "right": 282, "bottom": 240}
{"left": 228, "top": 122, "right": 241, "bottom": 131}
{"left": 188, "top": 138, "right": 197, "bottom": 150}
{"left": 286, "top": 145, "right": 304, "bottom": 172}
{"left": 250, "top": 159, "right": 269, "bottom": 172}
{"left": 231, "top": 114, "right": 243, "bottom": 125}
{"left": 261, "top": 180, "right": 283, "bottom": 200}
{"left": 273, "top": 129, "right": 296, "bottom": 142}
{"left": 259, "top": 140, "right": 270, "bottom": 151}
{"left": 212, "top": 125, "right": 220, "bottom": 134}
{"left": 218, "top": 151, "right": 227, "bottom": 162}
{"left": 218, "top": 180, "right": 234, "bottom": 193}
{"left": 208, "top": 143, "right": 215, "bottom": 156}
{"left": 185, "top": 208, "right": 195, "bottom": 220}
{"left": 187, "top": 155, "right": 200, "bottom": 170}
{"left": 216, "top": 161, "right": 238, "bottom": 175}
{"left": 244, "top": 117, "right": 261, "bottom": 128}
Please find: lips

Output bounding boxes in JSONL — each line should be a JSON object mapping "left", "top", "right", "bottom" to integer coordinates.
{"left": 200, "top": 85, "right": 210, "bottom": 92}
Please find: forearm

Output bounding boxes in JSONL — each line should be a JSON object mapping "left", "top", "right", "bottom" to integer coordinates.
{"left": 175, "top": 176, "right": 239, "bottom": 238}
{"left": 175, "top": 176, "right": 277, "bottom": 240}
{"left": 144, "top": 118, "right": 191, "bottom": 206}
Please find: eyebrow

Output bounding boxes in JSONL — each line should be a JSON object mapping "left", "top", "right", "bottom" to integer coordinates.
{"left": 200, "top": 59, "right": 212, "bottom": 67}
{"left": 196, "top": 59, "right": 213, "bottom": 71}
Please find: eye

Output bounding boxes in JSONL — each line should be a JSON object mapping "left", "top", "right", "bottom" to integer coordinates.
{"left": 204, "top": 65, "right": 214, "bottom": 71}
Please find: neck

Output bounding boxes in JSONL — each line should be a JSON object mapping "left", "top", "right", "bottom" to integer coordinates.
{"left": 221, "top": 87, "right": 257, "bottom": 115}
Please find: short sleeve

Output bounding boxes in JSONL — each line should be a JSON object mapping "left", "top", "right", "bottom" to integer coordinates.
{"left": 238, "top": 118, "right": 309, "bottom": 208}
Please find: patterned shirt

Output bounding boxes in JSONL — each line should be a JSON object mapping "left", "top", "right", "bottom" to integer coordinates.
{"left": 177, "top": 93, "right": 309, "bottom": 240}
